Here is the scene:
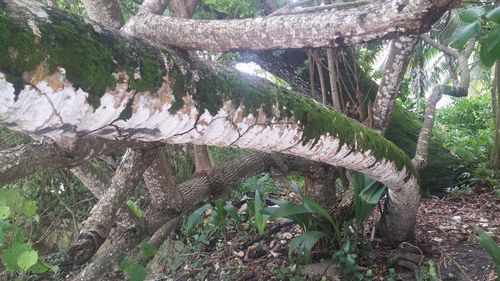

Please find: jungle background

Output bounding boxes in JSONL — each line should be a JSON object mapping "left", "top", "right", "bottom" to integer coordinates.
{"left": 0, "top": 0, "right": 500, "bottom": 280}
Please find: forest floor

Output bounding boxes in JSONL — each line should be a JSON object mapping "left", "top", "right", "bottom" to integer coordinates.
{"left": 149, "top": 191, "right": 500, "bottom": 281}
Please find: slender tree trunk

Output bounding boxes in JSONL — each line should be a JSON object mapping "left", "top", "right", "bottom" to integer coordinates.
{"left": 490, "top": 61, "right": 500, "bottom": 173}
{"left": 327, "top": 48, "right": 342, "bottom": 111}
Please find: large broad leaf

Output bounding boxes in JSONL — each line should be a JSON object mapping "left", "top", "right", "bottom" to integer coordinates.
{"left": 289, "top": 231, "right": 328, "bottom": 264}
{"left": 302, "top": 196, "right": 340, "bottom": 239}
{"left": 480, "top": 25, "right": 500, "bottom": 67}
{"left": 449, "top": 21, "right": 481, "bottom": 50}
{"left": 302, "top": 196, "right": 334, "bottom": 225}
{"left": 183, "top": 203, "right": 212, "bottom": 235}
{"left": 262, "top": 201, "right": 312, "bottom": 218}
{"left": 353, "top": 172, "right": 386, "bottom": 226}
{"left": 262, "top": 201, "right": 312, "bottom": 230}
{"left": 458, "top": 7, "right": 484, "bottom": 23}
{"left": 486, "top": 7, "right": 500, "bottom": 24}
{"left": 475, "top": 226, "right": 500, "bottom": 265}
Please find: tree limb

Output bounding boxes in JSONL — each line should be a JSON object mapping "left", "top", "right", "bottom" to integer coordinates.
{"left": 67, "top": 146, "right": 159, "bottom": 265}
{"left": 122, "top": 0, "right": 453, "bottom": 51}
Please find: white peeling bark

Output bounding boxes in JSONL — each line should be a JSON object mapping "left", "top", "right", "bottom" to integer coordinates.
{"left": 372, "top": 36, "right": 418, "bottom": 132}
{"left": 122, "top": 0, "right": 453, "bottom": 51}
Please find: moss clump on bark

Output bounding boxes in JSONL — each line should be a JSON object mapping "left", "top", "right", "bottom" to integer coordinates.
{"left": 0, "top": 6, "right": 165, "bottom": 109}
{"left": 0, "top": 14, "right": 44, "bottom": 95}
{"left": 40, "top": 22, "right": 117, "bottom": 108}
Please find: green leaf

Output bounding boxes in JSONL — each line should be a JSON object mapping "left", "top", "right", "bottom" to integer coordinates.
{"left": 0, "top": 206, "right": 10, "bottom": 219}
{"left": 130, "top": 264, "right": 148, "bottom": 281}
{"left": 254, "top": 190, "right": 270, "bottom": 234}
{"left": 458, "top": 7, "right": 484, "bottom": 23}
{"left": 302, "top": 196, "right": 334, "bottom": 226}
{"left": 1, "top": 242, "right": 31, "bottom": 271}
{"left": 353, "top": 172, "right": 386, "bottom": 225}
{"left": 138, "top": 241, "right": 156, "bottom": 259}
{"left": 289, "top": 231, "right": 328, "bottom": 264}
{"left": 261, "top": 202, "right": 312, "bottom": 219}
{"left": 475, "top": 226, "right": 500, "bottom": 265}
{"left": 184, "top": 203, "right": 211, "bottom": 235}
{"left": 486, "top": 7, "right": 500, "bottom": 24}
{"left": 224, "top": 203, "right": 241, "bottom": 226}
{"left": 359, "top": 182, "right": 386, "bottom": 205}
{"left": 480, "top": 25, "right": 500, "bottom": 67}
{"left": 29, "top": 261, "right": 50, "bottom": 273}
{"left": 120, "top": 258, "right": 133, "bottom": 273}
{"left": 22, "top": 201, "right": 37, "bottom": 219}
{"left": 301, "top": 196, "right": 340, "bottom": 239}
{"left": 126, "top": 199, "right": 144, "bottom": 218}
{"left": 449, "top": 21, "right": 481, "bottom": 50}
{"left": 17, "top": 250, "right": 38, "bottom": 271}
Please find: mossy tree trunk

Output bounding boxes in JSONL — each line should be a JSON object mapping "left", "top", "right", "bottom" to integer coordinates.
{"left": 1, "top": 0, "right": 420, "bottom": 244}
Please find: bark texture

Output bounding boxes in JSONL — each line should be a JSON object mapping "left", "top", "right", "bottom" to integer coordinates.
{"left": 122, "top": 0, "right": 452, "bottom": 51}
{"left": 81, "top": 0, "right": 125, "bottom": 29}
{"left": 372, "top": 36, "right": 418, "bottom": 132}
{"left": 0, "top": 136, "right": 134, "bottom": 186}
{"left": 68, "top": 147, "right": 158, "bottom": 265}
{"left": 1, "top": 0, "right": 421, "bottom": 243}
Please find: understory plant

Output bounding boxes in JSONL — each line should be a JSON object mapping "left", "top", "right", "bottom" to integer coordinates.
{"left": 0, "top": 189, "right": 58, "bottom": 278}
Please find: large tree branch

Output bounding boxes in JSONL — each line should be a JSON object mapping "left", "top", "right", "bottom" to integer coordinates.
{"left": 372, "top": 36, "right": 418, "bottom": 132}
{"left": 122, "top": 0, "right": 452, "bottom": 51}
{"left": 0, "top": 136, "right": 136, "bottom": 186}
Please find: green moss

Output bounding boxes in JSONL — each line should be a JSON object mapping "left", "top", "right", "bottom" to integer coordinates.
{"left": 169, "top": 66, "right": 189, "bottom": 112}
{"left": 40, "top": 21, "right": 116, "bottom": 105}
{"left": 129, "top": 55, "right": 163, "bottom": 92}
{"left": 386, "top": 103, "right": 463, "bottom": 194}
{"left": 172, "top": 67, "right": 417, "bottom": 178}
{"left": 0, "top": 15, "right": 44, "bottom": 93}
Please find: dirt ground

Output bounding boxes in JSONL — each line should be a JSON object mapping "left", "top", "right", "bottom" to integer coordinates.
{"left": 147, "top": 192, "right": 499, "bottom": 281}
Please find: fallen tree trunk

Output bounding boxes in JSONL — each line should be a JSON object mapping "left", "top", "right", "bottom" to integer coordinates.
{"left": 0, "top": 0, "right": 418, "bottom": 243}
